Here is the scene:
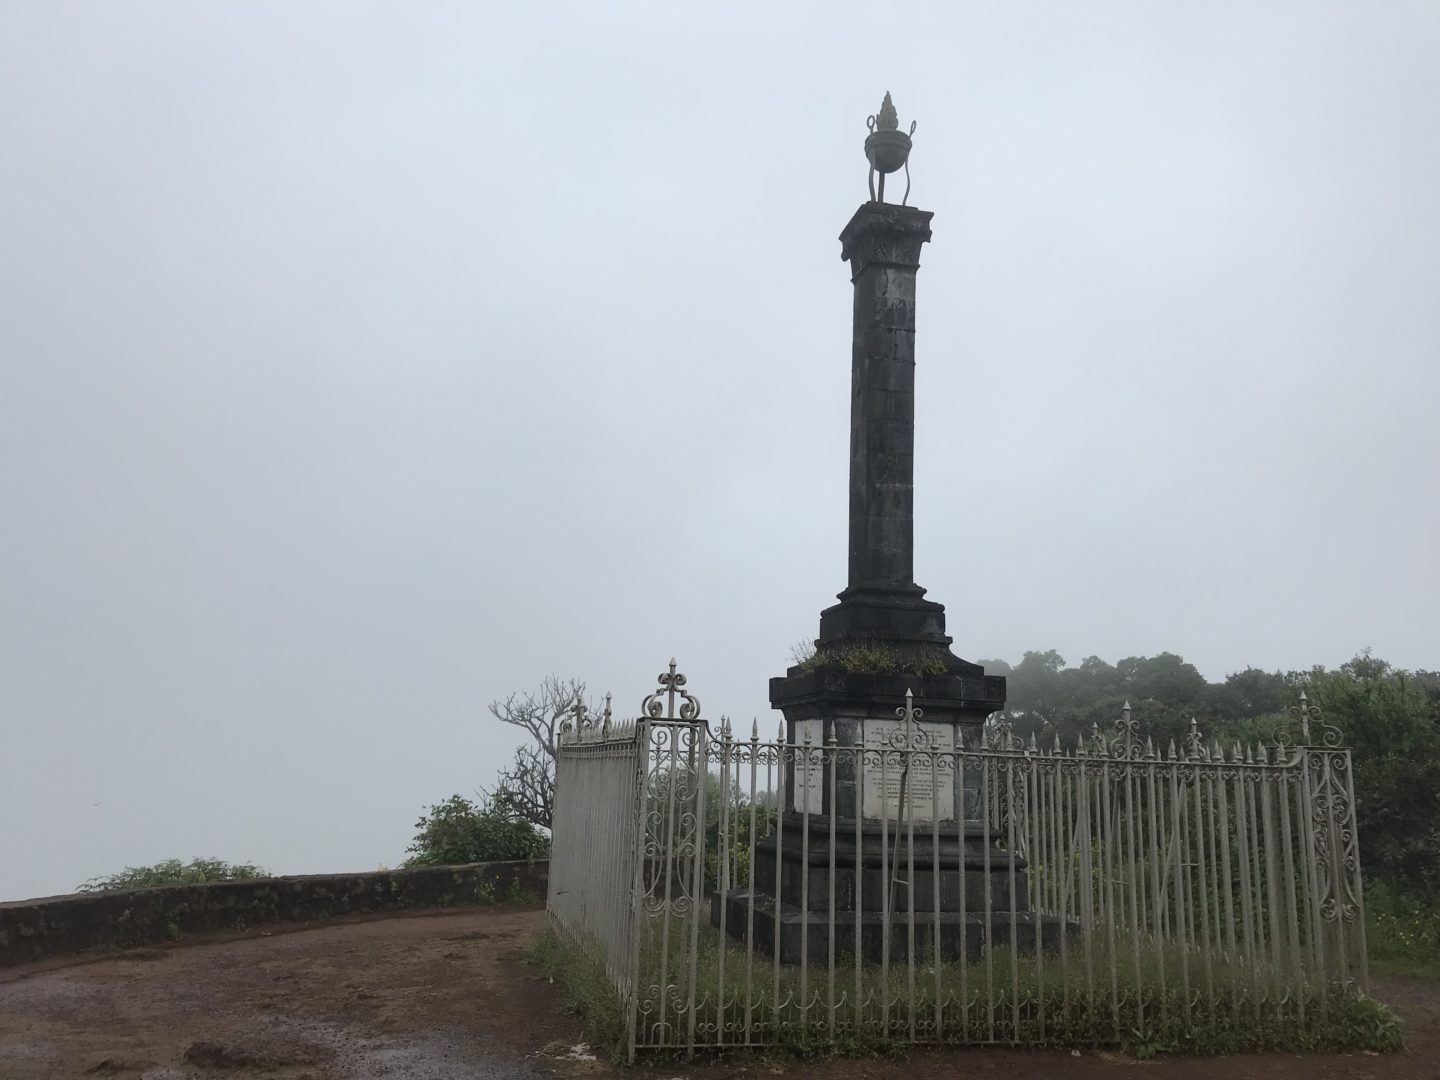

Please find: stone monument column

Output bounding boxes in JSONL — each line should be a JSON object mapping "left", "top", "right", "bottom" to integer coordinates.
{"left": 717, "top": 94, "right": 1028, "bottom": 965}
{"left": 843, "top": 202, "right": 930, "bottom": 594}
{"left": 771, "top": 96, "right": 1005, "bottom": 816}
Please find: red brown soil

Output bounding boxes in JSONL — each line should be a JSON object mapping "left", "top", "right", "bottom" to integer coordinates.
{"left": 0, "top": 905, "right": 1434, "bottom": 1079}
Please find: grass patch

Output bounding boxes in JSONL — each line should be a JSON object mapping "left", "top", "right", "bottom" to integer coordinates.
{"left": 628, "top": 918, "right": 1404, "bottom": 1057}
{"left": 530, "top": 928, "right": 627, "bottom": 1060}
{"left": 1366, "top": 884, "right": 1440, "bottom": 979}
{"left": 537, "top": 914, "right": 1408, "bottom": 1059}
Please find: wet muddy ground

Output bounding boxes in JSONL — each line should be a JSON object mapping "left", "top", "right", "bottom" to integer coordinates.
{"left": 0, "top": 905, "right": 1434, "bottom": 1079}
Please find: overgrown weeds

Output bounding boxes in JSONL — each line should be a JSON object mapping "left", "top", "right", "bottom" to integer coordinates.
{"left": 798, "top": 641, "right": 951, "bottom": 678}
{"left": 1366, "top": 882, "right": 1440, "bottom": 979}
{"left": 530, "top": 929, "right": 627, "bottom": 1061}
{"left": 537, "top": 919, "right": 1405, "bottom": 1059}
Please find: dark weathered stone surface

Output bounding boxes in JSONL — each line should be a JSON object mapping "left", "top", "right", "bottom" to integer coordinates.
{"left": 776, "top": 201, "right": 1009, "bottom": 677}
{"left": 731, "top": 198, "right": 1020, "bottom": 963}
{"left": 714, "top": 890, "right": 1075, "bottom": 967}
{"left": 0, "top": 860, "right": 548, "bottom": 967}
{"left": 769, "top": 673, "right": 1004, "bottom": 821}
{"left": 750, "top": 815, "right": 1030, "bottom": 914}
{"left": 842, "top": 203, "right": 930, "bottom": 595}
{"left": 771, "top": 200, "right": 1006, "bottom": 754}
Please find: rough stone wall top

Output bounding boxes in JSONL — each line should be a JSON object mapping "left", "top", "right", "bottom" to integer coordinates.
{"left": 0, "top": 861, "right": 547, "bottom": 968}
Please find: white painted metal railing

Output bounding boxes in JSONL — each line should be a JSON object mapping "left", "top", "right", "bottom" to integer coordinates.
{"left": 549, "top": 665, "right": 1367, "bottom": 1060}
{"left": 548, "top": 711, "right": 643, "bottom": 993}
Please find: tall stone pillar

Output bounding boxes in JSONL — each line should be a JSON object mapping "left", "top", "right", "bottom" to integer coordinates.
{"left": 715, "top": 94, "right": 1032, "bottom": 965}
{"left": 844, "top": 203, "right": 929, "bottom": 594}
{"left": 770, "top": 200, "right": 1006, "bottom": 818}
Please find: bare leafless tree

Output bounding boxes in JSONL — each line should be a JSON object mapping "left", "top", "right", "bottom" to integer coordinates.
{"left": 489, "top": 745, "right": 555, "bottom": 830}
{"left": 485, "top": 675, "right": 589, "bottom": 830}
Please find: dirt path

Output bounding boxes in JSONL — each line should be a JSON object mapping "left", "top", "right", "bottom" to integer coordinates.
{"left": 0, "top": 906, "right": 1434, "bottom": 1079}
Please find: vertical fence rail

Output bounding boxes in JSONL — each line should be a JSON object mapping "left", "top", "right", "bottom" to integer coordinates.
{"left": 548, "top": 672, "right": 1369, "bottom": 1059}
{"left": 547, "top": 712, "right": 643, "bottom": 994}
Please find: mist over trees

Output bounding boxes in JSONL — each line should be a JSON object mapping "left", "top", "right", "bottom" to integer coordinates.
{"left": 983, "top": 649, "right": 1440, "bottom": 900}
{"left": 471, "top": 650, "right": 1438, "bottom": 902}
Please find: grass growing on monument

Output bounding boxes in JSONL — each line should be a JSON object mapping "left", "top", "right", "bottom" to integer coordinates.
{"left": 797, "top": 640, "right": 950, "bottom": 678}
{"left": 629, "top": 917, "right": 1403, "bottom": 1056}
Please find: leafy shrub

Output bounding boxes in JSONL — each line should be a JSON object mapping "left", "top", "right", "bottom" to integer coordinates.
{"left": 1366, "top": 880, "right": 1440, "bottom": 978}
{"left": 1308, "top": 660, "right": 1440, "bottom": 901}
{"left": 404, "top": 790, "right": 549, "bottom": 867}
{"left": 77, "top": 857, "right": 269, "bottom": 893}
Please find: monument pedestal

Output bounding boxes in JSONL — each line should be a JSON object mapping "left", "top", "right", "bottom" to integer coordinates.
{"left": 747, "top": 816, "right": 1028, "bottom": 915}
{"left": 769, "top": 667, "right": 1003, "bottom": 820}
{"left": 715, "top": 814, "right": 1073, "bottom": 966}
{"left": 714, "top": 893, "right": 1070, "bottom": 967}
{"left": 714, "top": 662, "right": 1045, "bottom": 965}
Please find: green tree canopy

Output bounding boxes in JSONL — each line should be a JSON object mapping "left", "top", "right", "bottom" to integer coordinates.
{"left": 78, "top": 857, "right": 268, "bottom": 893}
{"left": 404, "top": 790, "right": 549, "bottom": 867}
{"left": 991, "top": 648, "right": 1440, "bottom": 900}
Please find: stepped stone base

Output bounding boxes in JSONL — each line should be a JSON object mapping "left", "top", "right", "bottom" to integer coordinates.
{"left": 752, "top": 817, "right": 1029, "bottom": 915}
{"left": 712, "top": 890, "right": 1075, "bottom": 966}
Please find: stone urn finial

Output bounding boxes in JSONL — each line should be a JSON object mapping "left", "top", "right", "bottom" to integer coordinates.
{"left": 865, "top": 91, "right": 917, "bottom": 204}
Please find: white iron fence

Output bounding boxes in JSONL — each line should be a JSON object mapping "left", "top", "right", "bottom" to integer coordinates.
{"left": 548, "top": 662, "right": 1367, "bottom": 1060}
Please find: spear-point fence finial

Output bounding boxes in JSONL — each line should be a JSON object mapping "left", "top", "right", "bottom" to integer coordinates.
{"left": 1186, "top": 716, "right": 1206, "bottom": 760}
{"left": 891, "top": 687, "right": 930, "bottom": 749}
{"left": 1116, "top": 700, "right": 1138, "bottom": 757}
{"left": 1284, "top": 688, "right": 1341, "bottom": 747}
{"left": 641, "top": 658, "right": 701, "bottom": 721}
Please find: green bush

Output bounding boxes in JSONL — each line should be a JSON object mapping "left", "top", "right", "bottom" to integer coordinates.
{"left": 1366, "top": 881, "right": 1440, "bottom": 978}
{"left": 1307, "top": 659, "right": 1440, "bottom": 901}
{"left": 404, "top": 790, "right": 549, "bottom": 867}
{"left": 77, "top": 857, "right": 269, "bottom": 893}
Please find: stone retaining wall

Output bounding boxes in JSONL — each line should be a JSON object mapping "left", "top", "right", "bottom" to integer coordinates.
{"left": 0, "top": 860, "right": 548, "bottom": 968}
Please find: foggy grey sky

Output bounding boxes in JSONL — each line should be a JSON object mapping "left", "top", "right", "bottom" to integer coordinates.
{"left": 3, "top": 2, "right": 1437, "bottom": 902}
